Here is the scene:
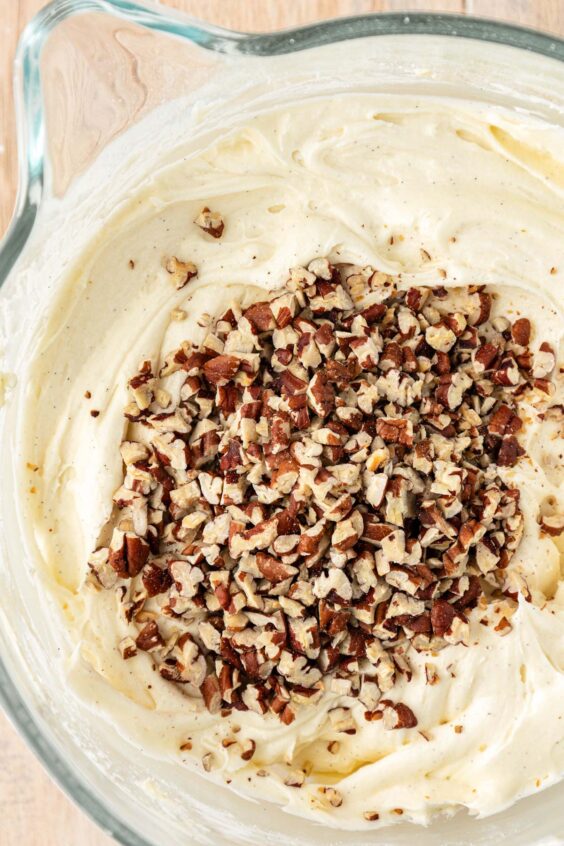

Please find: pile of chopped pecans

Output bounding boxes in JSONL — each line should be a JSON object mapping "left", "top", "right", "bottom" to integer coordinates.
{"left": 89, "top": 256, "right": 557, "bottom": 729}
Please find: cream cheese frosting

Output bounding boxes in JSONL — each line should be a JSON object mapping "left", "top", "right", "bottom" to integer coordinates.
{"left": 19, "top": 94, "right": 564, "bottom": 828}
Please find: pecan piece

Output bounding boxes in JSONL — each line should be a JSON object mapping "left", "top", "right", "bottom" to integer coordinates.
{"left": 109, "top": 531, "right": 150, "bottom": 579}
{"left": 281, "top": 370, "right": 308, "bottom": 397}
{"left": 142, "top": 563, "right": 173, "bottom": 597}
{"left": 430, "top": 599, "right": 455, "bottom": 637}
{"left": 539, "top": 514, "right": 564, "bottom": 536}
{"left": 470, "top": 292, "right": 491, "bottom": 325}
{"left": 119, "top": 637, "right": 137, "bottom": 660}
{"left": 307, "top": 371, "right": 335, "bottom": 417}
{"left": 318, "top": 600, "right": 350, "bottom": 635}
{"left": 376, "top": 418, "right": 413, "bottom": 446}
{"left": 203, "top": 355, "right": 240, "bottom": 385}
{"left": 488, "top": 404, "right": 521, "bottom": 436}
{"left": 533, "top": 342, "right": 555, "bottom": 379}
{"left": 497, "top": 436, "right": 525, "bottom": 467}
{"left": 332, "top": 510, "right": 364, "bottom": 551}
{"left": 473, "top": 342, "right": 498, "bottom": 372}
{"left": 381, "top": 701, "right": 418, "bottom": 730}
{"left": 426, "top": 324, "right": 456, "bottom": 353}
{"left": 194, "top": 207, "right": 224, "bottom": 238}
{"left": 491, "top": 356, "right": 519, "bottom": 386}
{"left": 244, "top": 302, "right": 275, "bottom": 332}
{"left": 165, "top": 257, "right": 198, "bottom": 290}
{"left": 405, "top": 287, "right": 429, "bottom": 312}
{"left": 201, "top": 675, "right": 222, "bottom": 713}
{"left": 256, "top": 552, "right": 298, "bottom": 583}
{"left": 135, "top": 621, "right": 164, "bottom": 652}
{"left": 380, "top": 342, "right": 403, "bottom": 371}
{"left": 511, "top": 318, "right": 531, "bottom": 346}
{"left": 240, "top": 738, "right": 256, "bottom": 761}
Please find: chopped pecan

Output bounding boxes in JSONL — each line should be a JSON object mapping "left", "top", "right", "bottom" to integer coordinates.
{"left": 381, "top": 701, "right": 418, "bottom": 729}
{"left": 473, "top": 342, "right": 498, "bottom": 373}
{"left": 533, "top": 342, "right": 555, "bottom": 378}
{"left": 135, "top": 621, "right": 164, "bottom": 652}
{"left": 376, "top": 418, "right": 413, "bottom": 446}
{"left": 511, "top": 318, "right": 531, "bottom": 346}
{"left": 332, "top": 510, "right": 363, "bottom": 551}
{"left": 109, "top": 531, "right": 150, "bottom": 579}
{"left": 539, "top": 514, "right": 564, "bottom": 536}
{"left": 240, "top": 738, "right": 256, "bottom": 761}
{"left": 497, "top": 436, "right": 525, "bottom": 467}
{"left": 165, "top": 257, "right": 198, "bottom": 290}
{"left": 406, "top": 287, "right": 429, "bottom": 312}
{"left": 194, "top": 207, "right": 224, "bottom": 238}
{"left": 201, "top": 675, "right": 222, "bottom": 713}
{"left": 256, "top": 553, "right": 298, "bottom": 582}
{"left": 488, "top": 404, "right": 521, "bottom": 436}
{"left": 317, "top": 786, "right": 343, "bottom": 808}
{"left": 203, "top": 355, "right": 240, "bottom": 385}
{"left": 119, "top": 637, "right": 137, "bottom": 660}
{"left": 244, "top": 302, "right": 276, "bottom": 332}
{"left": 426, "top": 324, "right": 456, "bottom": 353}
{"left": 307, "top": 371, "right": 335, "bottom": 417}
{"left": 469, "top": 292, "right": 491, "bottom": 325}
{"left": 430, "top": 599, "right": 454, "bottom": 637}
{"left": 142, "top": 563, "right": 173, "bottom": 597}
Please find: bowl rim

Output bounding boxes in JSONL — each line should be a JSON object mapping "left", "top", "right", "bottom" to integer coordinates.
{"left": 1, "top": 2, "right": 564, "bottom": 845}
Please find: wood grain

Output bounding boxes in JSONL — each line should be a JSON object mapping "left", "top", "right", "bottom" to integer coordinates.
{"left": 0, "top": 2, "right": 562, "bottom": 845}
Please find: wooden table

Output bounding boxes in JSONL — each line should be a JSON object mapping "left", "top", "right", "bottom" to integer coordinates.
{"left": 1, "top": 1, "right": 562, "bottom": 844}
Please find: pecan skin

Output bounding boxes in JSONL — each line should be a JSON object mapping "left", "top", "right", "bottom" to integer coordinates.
{"left": 244, "top": 302, "right": 275, "bottom": 332}
{"left": 430, "top": 599, "right": 455, "bottom": 637}
{"left": 109, "top": 535, "right": 149, "bottom": 578}
{"left": 203, "top": 355, "right": 240, "bottom": 385}
{"left": 376, "top": 418, "right": 413, "bottom": 446}
{"left": 135, "top": 621, "right": 164, "bottom": 652}
{"left": 497, "top": 436, "right": 525, "bottom": 467}
{"left": 142, "top": 563, "right": 173, "bottom": 597}
{"left": 511, "top": 318, "right": 531, "bottom": 346}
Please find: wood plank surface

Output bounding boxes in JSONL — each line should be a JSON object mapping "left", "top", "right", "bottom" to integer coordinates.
{"left": 0, "top": 2, "right": 562, "bottom": 845}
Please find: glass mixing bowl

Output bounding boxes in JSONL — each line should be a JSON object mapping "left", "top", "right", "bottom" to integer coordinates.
{"left": 0, "top": 3, "right": 563, "bottom": 845}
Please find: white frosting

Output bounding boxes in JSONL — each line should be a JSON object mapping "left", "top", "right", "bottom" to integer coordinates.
{"left": 12, "top": 93, "right": 564, "bottom": 828}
